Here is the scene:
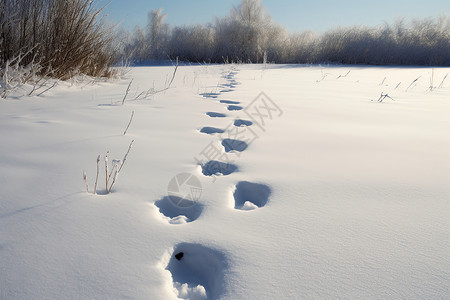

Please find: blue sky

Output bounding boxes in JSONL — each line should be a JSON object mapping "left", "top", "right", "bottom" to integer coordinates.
{"left": 98, "top": 0, "right": 449, "bottom": 33}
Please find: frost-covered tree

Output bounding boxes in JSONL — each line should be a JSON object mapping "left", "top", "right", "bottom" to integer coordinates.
{"left": 147, "top": 8, "right": 169, "bottom": 59}
{"left": 126, "top": 25, "right": 149, "bottom": 62}
{"left": 168, "top": 25, "right": 215, "bottom": 62}
{"left": 215, "top": 0, "right": 273, "bottom": 62}
{"left": 124, "top": 8, "right": 169, "bottom": 62}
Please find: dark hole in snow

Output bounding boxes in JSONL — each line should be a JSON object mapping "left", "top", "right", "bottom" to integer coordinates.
{"left": 233, "top": 181, "right": 272, "bottom": 209}
{"left": 175, "top": 252, "right": 184, "bottom": 261}
{"left": 227, "top": 105, "right": 243, "bottom": 111}
{"left": 201, "top": 160, "right": 238, "bottom": 176}
{"left": 166, "top": 243, "right": 228, "bottom": 299}
{"left": 234, "top": 119, "right": 253, "bottom": 127}
{"left": 222, "top": 139, "right": 248, "bottom": 152}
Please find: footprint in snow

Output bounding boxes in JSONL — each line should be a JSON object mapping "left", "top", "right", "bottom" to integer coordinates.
{"left": 233, "top": 119, "right": 253, "bottom": 127}
{"left": 220, "top": 82, "right": 238, "bottom": 89}
{"left": 200, "top": 127, "right": 225, "bottom": 135}
{"left": 154, "top": 197, "right": 203, "bottom": 224}
{"left": 233, "top": 181, "right": 271, "bottom": 211}
{"left": 227, "top": 105, "right": 243, "bottom": 111}
{"left": 201, "top": 160, "right": 238, "bottom": 176}
{"left": 220, "top": 100, "right": 240, "bottom": 105}
{"left": 200, "top": 92, "right": 221, "bottom": 99}
{"left": 222, "top": 139, "right": 248, "bottom": 153}
{"left": 166, "top": 243, "right": 228, "bottom": 300}
{"left": 206, "top": 112, "right": 227, "bottom": 118}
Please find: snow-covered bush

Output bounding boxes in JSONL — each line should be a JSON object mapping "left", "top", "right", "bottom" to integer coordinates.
{"left": 0, "top": 0, "right": 118, "bottom": 81}
{"left": 314, "top": 17, "right": 450, "bottom": 65}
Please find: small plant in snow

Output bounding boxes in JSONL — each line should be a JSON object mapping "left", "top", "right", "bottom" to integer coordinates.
{"left": 373, "top": 92, "right": 395, "bottom": 103}
{"left": 336, "top": 70, "right": 351, "bottom": 79}
{"left": 84, "top": 140, "right": 134, "bottom": 195}
{"left": 438, "top": 73, "right": 448, "bottom": 89}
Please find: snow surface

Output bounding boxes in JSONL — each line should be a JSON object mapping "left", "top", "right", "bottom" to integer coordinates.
{"left": 1, "top": 64, "right": 449, "bottom": 299}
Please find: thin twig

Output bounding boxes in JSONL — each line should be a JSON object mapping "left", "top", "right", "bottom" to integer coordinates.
{"left": 429, "top": 69, "right": 434, "bottom": 91}
{"left": 406, "top": 76, "right": 420, "bottom": 92}
{"left": 36, "top": 81, "right": 57, "bottom": 96}
{"left": 377, "top": 92, "right": 395, "bottom": 102}
{"left": 108, "top": 140, "right": 134, "bottom": 192}
{"left": 83, "top": 171, "right": 89, "bottom": 193}
{"left": 123, "top": 111, "right": 135, "bottom": 135}
{"left": 122, "top": 79, "right": 133, "bottom": 105}
{"left": 166, "top": 57, "right": 179, "bottom": 89}
{"left": 128, "top": 59, "right": 179, "bottom": 101}
{"left": 94, "top": 155, "right": 100, "bottom": 194}
{"left": 105, "top": 151, "right": 109, "bottom": 192}
{"left": 118, "top": 140, "right": 134, "bottom": 174}
{"left": 438, "top": 73, "right": 448, "bottom": 89}
{"left": 337, "top": 70, "right": 351, "bottom": 79}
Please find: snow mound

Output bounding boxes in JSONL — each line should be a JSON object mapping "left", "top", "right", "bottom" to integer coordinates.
{"left": 174, "top": 282, "right": 207, "bottom": 300}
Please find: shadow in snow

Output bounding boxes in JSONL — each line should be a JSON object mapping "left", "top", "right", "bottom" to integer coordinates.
{"left": 222, "top": 139, "right": 248, "bottom": 153}
{"left": 234, "top": 119, "right": 253, "bottom": 127}
{"left": 206, "top": 112, "right": 227, "bottom": 118}
{"left": 154, "top": 197, "right": 203, "bottom": 224}
{"left": 201, "top": 160, "right": 238, "bottom": 176}
{"left": 166, "top": 243, "right": 228, "bottom": 300}
{"left": 220, "top": 100, "right": 240, "bottom": 105}
{"left": 200, "top": 92, "right": 221, "bottom": 99}
{"left": 233, "top": 181, "right": 271, "bottom": 210}
{"left": 200, "top": 127, "right": 225, "bottom": 135}
{"left": 227, "top": 105, "right": 243, "bottom": 111}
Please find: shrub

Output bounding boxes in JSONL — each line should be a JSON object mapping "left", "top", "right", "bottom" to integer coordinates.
{"left": 0, "top": 0, "right": 118, "bottom": 80}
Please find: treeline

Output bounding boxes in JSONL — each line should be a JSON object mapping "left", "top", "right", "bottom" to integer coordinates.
{"left": 124, "top": 0, "right": 450, "bottom": 66}
{"left": 1, "top": 0, "right": 449, "bottom": 85}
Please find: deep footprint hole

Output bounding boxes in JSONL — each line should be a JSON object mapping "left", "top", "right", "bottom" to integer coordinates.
{"left": 234, "top": 119, "right": 253, "bottom": 127}
{"left": 233, "top": 181, "right": 272, "bottom": 210}
{"left": 201, "top": 160, "right": 238, "bottom": 176}
{"left": 222, "top": 139, "right": 248, "bottom": 153}
{"left": 206, "top": 112, "right": 227, "bottom": 118}
{"left": 154, "top": 196, "right": 203, "bottom": 224}
{"left": 200, "top": 127, "right": 225, "bottom": 135}
{"left": 166, "top": 243, "right": 228, "bottom": 300}
{"left": 227, "top": 105, "right": 243, "bottom": 111}
{"left": 200, "top": 92, "right": 220, "bottom": 99}
{"left": 220, "top": 100, "right": 240, "bottom": 105}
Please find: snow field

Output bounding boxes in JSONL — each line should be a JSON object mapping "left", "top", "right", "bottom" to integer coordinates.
{"left": 0, "top": 64, "right": 449, "bottom": 299}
